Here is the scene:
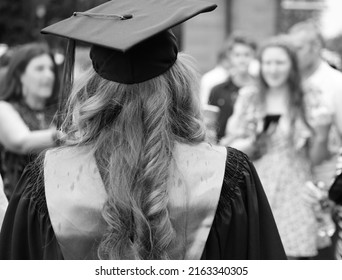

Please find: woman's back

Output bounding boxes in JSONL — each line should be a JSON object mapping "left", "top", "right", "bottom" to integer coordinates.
{"left": 0, "top": 142, "right": 286, "bottom": 259}
{"left": 43, "top": 142, "right": 226, "bottom": 259}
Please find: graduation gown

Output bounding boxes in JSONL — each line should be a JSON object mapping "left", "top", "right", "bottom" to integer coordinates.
{"left": 0, "top": 143, "right": 286, "bottom": 260}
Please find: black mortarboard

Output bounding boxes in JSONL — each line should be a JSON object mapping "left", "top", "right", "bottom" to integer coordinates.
{"left": 41, "top": 0, "right": 217, "bottom": 84}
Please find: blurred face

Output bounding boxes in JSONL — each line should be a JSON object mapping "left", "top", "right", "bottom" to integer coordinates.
{"left": 229, "top": 43, "right": 255, "bottom": 74}
{"left": 261, "top": 46, "right": 292, "bottom": 88}
{"left": 290, "top": 30, "right": 319, "bottom": 72}
{"left": 20, "top": 54, "right": 55, "bottom": 100}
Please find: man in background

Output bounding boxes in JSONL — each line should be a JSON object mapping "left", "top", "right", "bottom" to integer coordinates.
{"left": 207, "top": 32, "right": 257, "bottom": 141}
{"left": 289, "top": 20, "right": 342, "bottom": 168}
{"left": 289, "top": 20, "right": 342, "bottom": 260}
{"left": 199, "top": 39, "right": 231, "bottom": 107}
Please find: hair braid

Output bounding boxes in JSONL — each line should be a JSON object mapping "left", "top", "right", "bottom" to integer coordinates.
{"left": 133, "top": 81, "right": 176, "bottom": 259}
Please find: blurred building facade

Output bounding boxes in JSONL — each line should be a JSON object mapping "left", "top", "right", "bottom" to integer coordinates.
{"left": 182, "top": 0, "right": 324, "bottom": 74}
{"left": 0, "top": 0, "right": 326, "bottom": 74}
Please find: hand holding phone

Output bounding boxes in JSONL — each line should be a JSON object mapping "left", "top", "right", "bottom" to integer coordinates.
{"left": 263, "top": 114, "right": 281, "bottom": 132}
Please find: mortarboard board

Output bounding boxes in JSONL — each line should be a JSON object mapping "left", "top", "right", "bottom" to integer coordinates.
{"left": 41, "top": 0, "right": 217, "bottom": 84}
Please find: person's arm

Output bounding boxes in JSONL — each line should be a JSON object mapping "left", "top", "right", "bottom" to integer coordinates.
{"left": 219, "top": 87, "right": 258, "bottom": 157}
{"left": 0, "top": 162, "right": 63, "bottom": 259}
{"left": 0, "top": 101, "right": 57, "bottom": 154}
{"left": 307, "top": 106, "right": 332, "bottom": 166}
{"left": 200, "top": 68, "right": 229, "bottom": 107}
{"left": 202, "top": 147, "right": 287, "bottom": 259}
{"left": 308, "top": 124, "right": 331, "bottom": 165}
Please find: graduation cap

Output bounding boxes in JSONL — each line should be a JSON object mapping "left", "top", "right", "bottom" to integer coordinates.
{"left": 41, "top": 0, "right": 217, "bottom": 84}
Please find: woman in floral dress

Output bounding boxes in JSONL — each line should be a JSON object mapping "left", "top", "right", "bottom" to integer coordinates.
{"left": 220, "top": 36, "right": 331, "bottom": 259}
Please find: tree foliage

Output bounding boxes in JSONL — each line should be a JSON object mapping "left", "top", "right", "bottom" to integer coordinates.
{"left": 0, "top": 0, "right": 107, "bottom": 47}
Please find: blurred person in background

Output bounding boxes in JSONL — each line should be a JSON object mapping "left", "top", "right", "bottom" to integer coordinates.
{"left": 199, "top": 36, "right": 231, "bottom": 106}
{"left": 208, "top": 32, "right": 256, "bottom": 142}
{"left": 0, "top": 46, "right": 15, "bottom": 85}
{"left": 289, "top": 20, "right": 342, "bottom": 260}
{"left": 0, "top": 42, "right": 60, "bottom": 200}
{"left": 289, "top": 20, "right": 342, "bottom": 183}
{"left": 220, "top": 36, "right": 331, "bottom": 259}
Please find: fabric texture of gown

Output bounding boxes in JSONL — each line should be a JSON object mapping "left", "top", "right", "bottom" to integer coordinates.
{"left": 0, "top": 143, "right": 286, "bottom": 260}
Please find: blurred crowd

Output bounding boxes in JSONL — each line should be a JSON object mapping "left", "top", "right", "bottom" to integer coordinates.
{"left": 201, "top": 19, "right": 342, "bottom": 260}
{"left": 0, "top": 17, "right": 342, "bottom": 260}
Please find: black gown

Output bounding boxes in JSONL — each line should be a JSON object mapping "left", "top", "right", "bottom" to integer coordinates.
{"left": 0, "top": 147, "right": 286, "bottom": 260}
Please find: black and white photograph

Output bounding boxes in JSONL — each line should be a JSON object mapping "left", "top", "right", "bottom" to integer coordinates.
{"left": 0, "top": 0, "right": 341, "bottom": 278}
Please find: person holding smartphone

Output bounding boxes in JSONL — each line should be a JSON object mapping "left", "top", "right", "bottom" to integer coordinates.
{"left": 220, "top": 36, "right": 331, "bottom": 259}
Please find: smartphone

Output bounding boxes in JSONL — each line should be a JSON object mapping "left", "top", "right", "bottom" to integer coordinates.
{"left": 263, "top": 114, "right": 281, "bottom": 132}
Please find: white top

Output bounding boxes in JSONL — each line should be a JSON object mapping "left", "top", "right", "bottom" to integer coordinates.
{"left": 304, "top": 61, "right": 342, "bottom": 138}
{"left": 304, "top": 61, "right": 342, "bottom": 184}
{"left": 199, "top": 66, "right": 229, "bottom": 106}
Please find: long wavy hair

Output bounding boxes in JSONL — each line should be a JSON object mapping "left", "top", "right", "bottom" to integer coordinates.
{"left": 257, "top": 36, "right": 311, "bottom": 130}
{"left": 0, "top": 43, "right": 59, "bottom": 110}
{"left": 60, "top": 53, "right": 206, "bottom": 259}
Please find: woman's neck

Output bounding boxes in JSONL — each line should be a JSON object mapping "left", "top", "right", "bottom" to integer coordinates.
{"left": 23, "top": 95, "right": 46, "bottom": 111}
{"left": 267, "top": 85, "right": 288, "bottom": 96}
{"left": 265, "top": 86, "right": 289, "bottom": 115}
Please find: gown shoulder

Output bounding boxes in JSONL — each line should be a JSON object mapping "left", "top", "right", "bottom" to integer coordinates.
{"left": 0, "top": 158, "right": 63, "bottom": 259}
{"left": 201, "top": 147, "right": 287, "bottom": 259}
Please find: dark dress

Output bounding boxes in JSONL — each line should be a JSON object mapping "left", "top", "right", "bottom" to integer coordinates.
{"left": 0, "top": 100, "right": 56, "bottom": 200}
{"left": 208, "top": 78, "right": 240, "bottom": 141}
{"left": 0, "top": 147, "right": 286, "bottom": 260}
